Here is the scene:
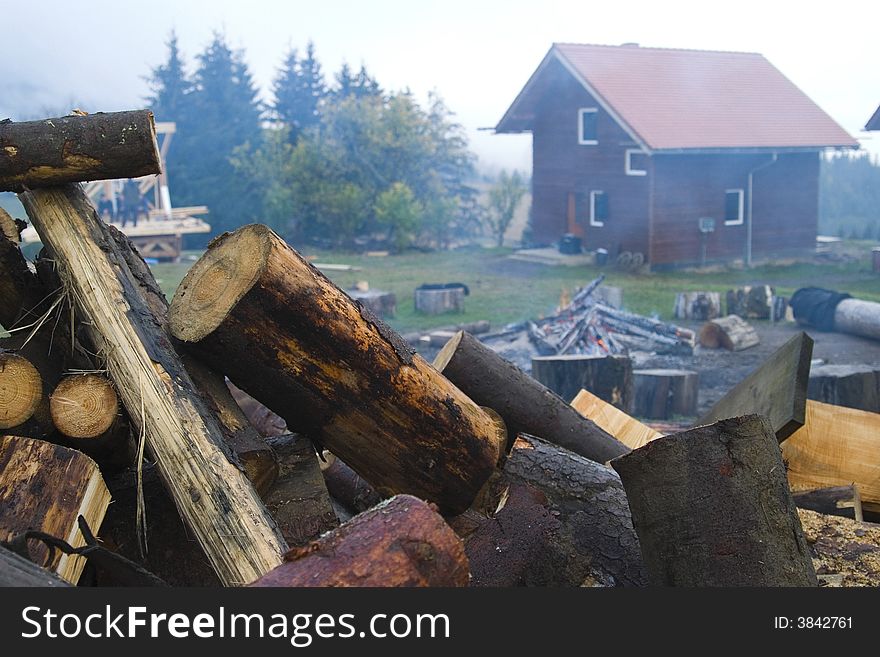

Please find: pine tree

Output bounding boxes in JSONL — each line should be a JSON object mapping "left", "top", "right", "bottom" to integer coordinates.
{"left": 332, "top": 63, "right": 383, "bottom": 101}
{"left": 146, "top": 31, "right": 190, "bottom": 122}
{"left": 272, "top": 41, "right": 326, "bottom": 142}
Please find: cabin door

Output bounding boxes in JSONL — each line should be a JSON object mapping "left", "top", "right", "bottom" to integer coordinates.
{"left": 566, "top": 192, "right": 584, "bottom": 237}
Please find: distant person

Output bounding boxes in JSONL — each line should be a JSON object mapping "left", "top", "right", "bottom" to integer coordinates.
{"left": 121, "top": 179, "right": 141, "bottom": 228}
{"left": 97, "top": 194, "right": 113, "bottom": 220}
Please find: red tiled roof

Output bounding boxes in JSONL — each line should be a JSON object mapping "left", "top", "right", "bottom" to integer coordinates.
{"left": 499, "top": 43, "right": 858, "bottom": 151}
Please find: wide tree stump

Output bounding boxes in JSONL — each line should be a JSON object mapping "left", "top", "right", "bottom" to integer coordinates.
{"left": 698, "top": 314, "right": 760, "bottom": 351}
{"left": 570, "top": 389, "right": 662, "bottom": 450}
{"left": 673, "top": 291, "right": 721, "bottom": 321}
{"left": 808, "top": 364, "right": 880, "bottom": 413}
{"left": 249, "top": 495, "right": 469, "bottom": 587}
{"left": 0, "top": 111, "right": 160, "bottom": 191}
{"left": 414, "top": 285, "right": 465, "bottom": 314}
{"left": 726, "top": 285, "right": 773, "bottom": 319}
{"left": 0, "top": 435, "right": 110, "bottom": 584}
{"left": 699, "top": 331, "right": 813, "bottom": 442}
{"left": 433, "top": 331, "right": 628, "bottom": 463}
{"left": 632, "top": 369, "right": 698, "bottom": 419}
{"left": 169, "top": 224, "right": 501, "bottom": 515}
{"left": 612, "top": 415, "right": 817, "bottom": 587}
{"left": 531, "top": 354, "right": 633, "bottom": 412}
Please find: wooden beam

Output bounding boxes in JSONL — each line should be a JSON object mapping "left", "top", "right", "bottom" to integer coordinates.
{"left": 698, "top": 331, "right": 813, "bottom": 441}
{"left": 570, "top": 388, "right": 661, "bottom": 450}
{"left": 19, "top": 185, "right": 286, "bottom": 586}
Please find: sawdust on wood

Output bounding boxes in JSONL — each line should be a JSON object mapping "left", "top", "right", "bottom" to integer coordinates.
{"left": 798, "top": 508, "right": 880, "bottom": 586}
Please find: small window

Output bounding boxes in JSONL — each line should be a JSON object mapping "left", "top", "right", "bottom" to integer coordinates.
{"left": 724, "top": 189, "right": 744, "bottom": 225}
{"left": 625, "top": 149, "right": 647, "bottom": 176}
{"left": 578, "top": 108, "right": 598, "bottom": 145}
{"left": 590, "top": 190, "right": 608, "bottom": 226}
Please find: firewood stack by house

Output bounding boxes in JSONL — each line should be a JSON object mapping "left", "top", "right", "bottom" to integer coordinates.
{"left": 1, "top": 111, "right": 879, "bottom": 589}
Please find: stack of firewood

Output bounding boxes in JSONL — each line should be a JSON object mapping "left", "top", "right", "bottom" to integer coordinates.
{"left": 1, "top": 111, "right": 877, "bottom": 589}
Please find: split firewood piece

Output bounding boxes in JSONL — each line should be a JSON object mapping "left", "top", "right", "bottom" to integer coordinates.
{"left": 19, "top": 185, "right": 286, "bottom": 586}
{"left": 531, "top": 354, "right": 633, "bottom": 412}
{"left": 612, "top": 415, "right": 817, "bottom": 586}
{"left": 698, "top": 331, "right": 813, "bottom": 441}
{"left": 168, "top": 224, "right": 502, "bottom": 515}
{"left": 322, "top": 456, "right": 385, "bottom": 515}
{"left": 0, "top": 435, "right": 110, "bottom": 584}
{"left": 0, "top": 110, "right": 161, "bottom": 192}
{"left": 570, "top": 389, "right": 661, "bottom": 450}
{"left": 698, "top": 314, "right": 760, "bottom": 351}
{"left": 263, "top": 434, "right": 339, "bottom": 547}
{"left": 792, "top": 485, "right": 863, "bottom": 522}
{"left": 0, "top": 351, "right": 42, "bottom": 431}
{"left": 250, "top": 495, "right": 469, "bottom": 587}
{"left": 632, "top": 369, "right": 699, "bottom": 419}
{"left": 433, "top": 331, "right": 628, "bottom": 463}
{"left": 493, "top": 433, "right": 647, "bottom": 586}
{"left": 782, "top": 400, "right": 880, "bottom": 514}
{"left": 0, "top": 544, "right": 71, "bottom": 587}
{"left": 726, "top": 285, "right": 773, "bottom": 319}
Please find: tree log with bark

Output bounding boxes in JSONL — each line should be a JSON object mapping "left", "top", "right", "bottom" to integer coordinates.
{"left": 699, "top": 315, "right": 760, "bottom": 351}
{"left": 531, "top": 354, "right": 632, "bottom": 412}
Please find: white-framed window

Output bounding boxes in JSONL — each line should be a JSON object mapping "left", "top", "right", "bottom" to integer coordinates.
{"left": 724, "top": 189, "right": 744, "bottom": 226}
{"left": 625, "top": 149, "right": 647, "bottom": 176}
{"left": 578, "top": 108, "right": 598, "bottom": 145}
{"left": 590, "top": 190, "right": 608, "bottom": 227}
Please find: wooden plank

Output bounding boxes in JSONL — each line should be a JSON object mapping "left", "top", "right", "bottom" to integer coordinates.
{"left": 698, "top": 331, "right": 813, "bottom": 441}
{"left": 791, "top": 485, "right": 863, "bottom": 522}
{"left": 570, "top": 388, "right": 661, "bottom": 450}
{"left": 0, "top": 544, "right": 71, "bottom": 587}
{"left": 782, "top": 400, "right": 880, "bottom": 513}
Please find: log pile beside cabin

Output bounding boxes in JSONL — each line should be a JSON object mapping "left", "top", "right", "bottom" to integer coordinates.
{"left": 1, "top": 111, "right": 879, "bottom": 589}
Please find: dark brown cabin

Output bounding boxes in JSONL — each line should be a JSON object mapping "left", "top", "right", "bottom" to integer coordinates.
{"left": 496, "top": 43, "right": 859, "bottom": 267}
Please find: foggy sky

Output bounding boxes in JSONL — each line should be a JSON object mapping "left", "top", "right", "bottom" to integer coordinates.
{"left": 2, "top": 0, "right": 878, "bottom": 170}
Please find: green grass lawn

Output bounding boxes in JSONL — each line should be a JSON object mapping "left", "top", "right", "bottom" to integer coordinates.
{"left": 151, "top": 242, "right": 880, "bottom": 334}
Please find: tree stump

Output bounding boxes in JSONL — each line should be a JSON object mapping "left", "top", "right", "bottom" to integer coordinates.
{"left": 347, "top": 288, "right": 396, "bottom": 319}
{"left": 611, "top": 415, "right": 817, "bottom": 587}
{"left": 698, "top": 315, "right": 760, "bottom": 351}
{"left": 414, "top": 285, "right": 465, "bottom": 314}
{"left": 807, "top": 364, "right": 880, "bottom": 413}
{"left": 726, "top": 285, "right": 773, "bottom": 319}
{"left": 673, "top": 291, "right": 721, "bottom": 321}
{"left": 531, "top": 354, "right": 633, "bottom": 411}
{"left": 632, "top": 369, "right": 698, "bottom": 419}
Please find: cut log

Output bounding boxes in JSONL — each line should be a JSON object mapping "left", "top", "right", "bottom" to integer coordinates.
{"left": 531, "top": 354, "right": 633, "bottom": 412}
{"left": 782, "top": 400, "right": 880, "bottom": 514}
{"left": 249, "top": 495, "right": 469, "bottom": 587}
{"left": 808, "top": 364, "right": 880, "bottom": 413}
{"left": 570, "top": 389, "right": 662, "bottom": 450}
{"left": 0, "top": 435, "right": 110, "bottom": 584}
{"left": 433, "top": 331, "right": 628, "bottom": 463}
{"left": 673, "top": 291, "right": 721, "bottom": 321}
{"left": 632, "top": 369, "right": 699, "bottom": 419}
{"left": 792, "top": 485, "right": 863, "bottom": 522}
{"left": 0, "top": 351, "right": 42, "bottom": 430}
{"left": 611, "top": 415, "right": 817, "bottom": 587}
{"left": 322, "top": 456, "right": 385, "bottom": 515}
{"left": 726, "top": 285, "right": 773, "bottom": 319}
{"left": 168, "top": 224, "right": 501, "bottom": 515}
{"left": 698, "top": 331, "right": 813, "bottom": 441}
{"left": 49, "top": 373, "right": 119, "bottom": 440}
{"left": 0, "top": 544, "right": 71, "bottom": 587}
{"left": 19, "top": 185, "right": 286, "bottom": 586}
{"left": 414, "top": 286, "right": 465, "bottom": 314}
{"left": 263, "top": 434, "right": 339, "bottom": 547}
{"left": 698, "top": 314, "right": 760, "bottom": 351}
{"left": 227, "top": 381, "right": 289, "bottom": 438}
{"left": 0, "top": 110, "right": 161, "bottom": 191}
{"left": 485, "top": 433, "right": 647, "bottom": 586}
{"left": 833, "top": 298, "right": 880, "bottom": 340}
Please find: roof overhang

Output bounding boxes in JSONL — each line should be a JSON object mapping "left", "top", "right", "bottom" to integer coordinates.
{"left": 866, "top": 104, "right": 880, "bottom": 131}
{"left": 650, "top": 145, "right": 860, "bottom": 155}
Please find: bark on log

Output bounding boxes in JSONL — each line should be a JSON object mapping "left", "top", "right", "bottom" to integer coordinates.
{"left": 263, "top": 434, "right": 339, "bottom": 547}
{"left": 612, "top": 415, "right": 817, "bottom": 586}
{"left": 0, "top": 111, "right": 161, "bottom": 191}
{"left": 249, "top": 495, "right": 469, "bottom": 587}
{"left": 168, "top": 224, "right": 501, "bottom": 515}
{"left": 19, "top": 185, "right": 286, "bottom": 586}
{"left": 433, "top": 331, "right": 628, "bottom": 463}
{"left": 673, "top": 291, "right": 721, "bottom": 321}
{"left": 833, "top": 299, "right": 880, "bottom": 340}
{"left": 792, "top": 485, "right": 863, "bottom": 522}
{"left": 227, "top": 381, "right": 289, "bottom": 438}
{"left": 488, "top": 434, "right": 647, "bottom": 586}
{"left": 0, "top": 228, "right": 38, "bottom": 329}
{"left": 322, "top": 456, "right": 385, "bottom": 515}
{"left": 531, "top": 354, "right": 633, "bottom": 412}
{"left": 632, "top": 369, "right": 699, "bottom": 419}
{"left": 0, "top": 435, "right": 110, "bottom": 583}
{"left": 0, "top": 544, "right": 71, "bottom": 587}
{"left": 698, "top": 314, "right": 760, "bottom": 351}
{"left": 782, "top": 400, "right": 880, "bottom": 514}
{"left": 699, "top": 331, "right": 813, "bottom": 442}
{"left": 570, "top": 388, "right": 661, "bottom": 450}
{"left": 726, "top": 285, "right": 773, "bottom": 319}
{"left": 808, "top": 364, "right": 880, "bottom": 413}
